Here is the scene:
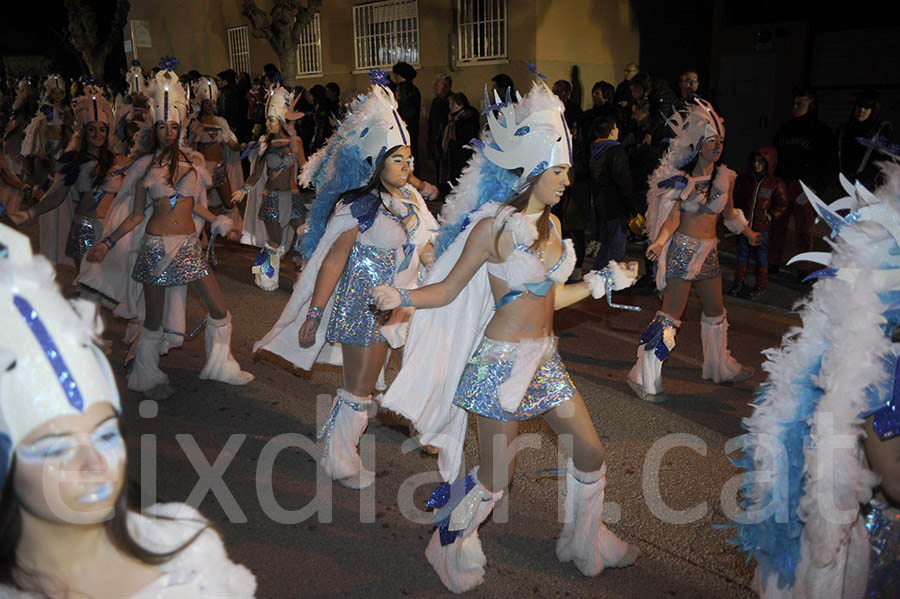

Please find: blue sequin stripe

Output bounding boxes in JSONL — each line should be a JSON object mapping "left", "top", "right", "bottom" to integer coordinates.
{"left": 13, "top": 295, "right": 84, "bottom": 412}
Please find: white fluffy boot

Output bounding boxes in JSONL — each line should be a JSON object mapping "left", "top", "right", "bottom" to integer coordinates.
{"left": 318, "top": 389, "right": 375, "bottom": 489}
{"left": 252, "top": 243, "right": 283, "bottom": 291}
{"left": 557, "top": 458, "right": 639, "bottom": 575}
{"left": 199, "top": 312, "right": 255, "bottom": 385}
{"left": 425, "top": 467, "right": 504, "bottom": 594}
{"left": 700, "top": 309, "right": 752, "bottom": 383}
{"left": 128, "top": 326, "right": 173, "bottom": 399}
{"left": 627, "top": 311, "right": 680, "bottom": 402}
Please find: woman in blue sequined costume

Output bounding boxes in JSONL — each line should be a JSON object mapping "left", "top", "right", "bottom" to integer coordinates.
{"left": 233, "top": 83, "right": 306, "bottom": 291}
{"left": 85, "top": 61, "right": 252, "bottom": 399}
{"left": 627, "top": 98, "right": 762, "bottom": 403}
{"left": 373, "top": 80, "right": 641, "bottom": 593}
{"left": 731, "top": 159, "right": 900, "bottom": 598}
{"left": 253, "top": 77, "right": 437, "bottom": 489}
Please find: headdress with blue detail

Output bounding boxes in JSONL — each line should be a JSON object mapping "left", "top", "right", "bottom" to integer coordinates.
{"left": 265, "top": 85, "right": 303, "bottom": 126}
{"left": 730, "top": 160, "right": 900, "bottom": 591}
{"left": 0, "top": 224, "right": 121, "bottom": 485}
{"left": 148, "top": 57, "right": 188, "bottom": 125}
{"left": 298, "top": 69, "right": 411, "bottom": 259}
{"left": 192, "top": 75, "right": 219, "bottom": 104}
{"left": 128, "top": 60, "right": 146, "bottom": 97}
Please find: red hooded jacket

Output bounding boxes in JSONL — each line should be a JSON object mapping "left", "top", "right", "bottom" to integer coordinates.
{"left": 733, "top": 146, "right": 790, "bottom": 233}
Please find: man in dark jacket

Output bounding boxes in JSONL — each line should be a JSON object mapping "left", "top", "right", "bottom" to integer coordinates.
{"left": 393, "top": 61, "right": 421, "bottom": 160}
{"left": 428, "top": 74, "right": 452, "bottom": 187}
{"left": 216, "top": 69, "right": 244, "bottom": 138}
{"left": 728, "top": 146, "right": 789, "bottom": 300}
{"left": 589, "top": 109, "right": 638, "bottom": 270}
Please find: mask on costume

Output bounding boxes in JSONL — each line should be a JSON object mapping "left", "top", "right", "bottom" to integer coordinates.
{"left": 0, "top": 224, "right": 121, "bottom": 486}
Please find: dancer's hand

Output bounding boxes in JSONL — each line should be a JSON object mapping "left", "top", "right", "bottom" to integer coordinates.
{"left": 419, "top": 181, "right": 439, "bottom": 200}
{"left": 372, "top": 285, "right": 400, "bottom": 310}
{"left": 746, "top": 230, "right": 762, "bottom": 246}
{"left": 646, "top": 240, "right": 664, "bottom": 262}
{"left": 7, "top": 210, "right": 29, "bottom": 226}
{"left": 298, "top": 317, "right": 319, "bottom": 348}
{"left": 231, "top": 189, "right": 247, "bottom": 205}
{"left": 85, "top": 244, "right": 108, "bottom": 263}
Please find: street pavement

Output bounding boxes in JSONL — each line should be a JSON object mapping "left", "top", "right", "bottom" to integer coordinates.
{"left": 35, "top": 222, "right": 812, "bottom": 599}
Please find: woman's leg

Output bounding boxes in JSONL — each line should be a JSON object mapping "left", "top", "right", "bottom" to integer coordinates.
{"left": 341, "top": 342, "right": 388, "bottom": 396}
{"left": 192, "top": 274, "right": 254, "bottom": 385}
{"left": 627, "top": 278, "right": 691, "bottom": 400}
{"left": 544, "top": 393, "right": 640, "bottom": 574}
{"left": 128, "top": 283, "right": 171, "bottom": 396}
{"left": 475, "top": 416, "right": 520, "bottom": 493}
{"left": 264, "top": 220, "right": 283, "bottom": 248}
{"left": 694, "top": 277, "right": 751, "bottom": 383}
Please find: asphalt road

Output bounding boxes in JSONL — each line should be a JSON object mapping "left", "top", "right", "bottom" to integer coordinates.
{"left": 40, "top": 225, "right": 807, "bottom": 599}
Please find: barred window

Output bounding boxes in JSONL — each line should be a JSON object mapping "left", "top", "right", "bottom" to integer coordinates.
{"left": 227, "top": 26, "right": 251, "bottom": 75}
{"left": 457, "top": 0, "right": 507, "bottom": 64}
{"left": 296, "top": 13, "right": 323, "bottom": 77}
{"left": 353, "top": 0, "right": 419, "bottom": 71}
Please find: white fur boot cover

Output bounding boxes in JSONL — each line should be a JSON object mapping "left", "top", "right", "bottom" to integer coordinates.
{"left": 252, "top": 243, "right": 283, "bottom": 291}
{"left": 318, "top": 388, "right": 374, "bottom": 489}
{"left": 700, "top": 309, "right": 743, "bottom": 382}
{"left": 425, "top": 467, "right": 504, "bottom": 593}
{"left": 556, "top": 458, "right": 638, "bottom": 575}
{"left": 199, "top": 312, "right": 255, "bottom": 385}
{"left": 128, "top": 326, "right": 169, "bottom": 392}
{"left": 627, "top": 311, "right": 680, "bottom": 395}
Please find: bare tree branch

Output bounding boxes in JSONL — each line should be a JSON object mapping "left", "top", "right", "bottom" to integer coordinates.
{"left": 242, "top": 0, "right": 323, "bottom": 78}
{"left": 63, "top": 0, "right": 131, "bottom": 78}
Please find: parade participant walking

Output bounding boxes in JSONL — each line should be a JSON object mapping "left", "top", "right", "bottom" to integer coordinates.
{"left": 627, "top": 98, "right": 761, "bottom": 403}
{"left": 373, "top": 78, "right": 641, "bottom": 593}
{"left": 254, "top": 72, "right": 437, "bottom": 489}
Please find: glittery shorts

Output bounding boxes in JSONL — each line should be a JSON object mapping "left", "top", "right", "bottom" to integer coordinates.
{"left": 864, "top": 499, "right": 899, "bottom": 596}
{"left": 666, "top": 232, "right": 720, "bottom": 280}
{"left": 258, "top": 190, "right": 306, "bottom": 223}
{"left": 452, "top": 337, "right": 575, "bottom": 421}
{"left": 325, "top": 241, "right": 396, "bottom": 346}
{"left": 131, "top": 235, "right": 209, "bottom": 286}
{"left": 64, "top": 214, "right": 102, "bottom": 263}
{"left": 211, "top": 163, "right": 227, "bottom": 186}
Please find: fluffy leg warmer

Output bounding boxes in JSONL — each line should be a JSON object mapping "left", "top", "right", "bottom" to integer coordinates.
{"left": 556, "top": 458, "right": 639, "bottom": 575}
{"left": 128, "top": 326, "right": 172, "bottom": 398}
{"left": 425, "top": 467, "right": 504, "bottom": 593}
{"left": 318, "top": 389, "right": 375, "bottom": 489}
{"left": 252, "top": 243, "right": 284, "bottom": 291}
{"left": 700, "top": 309, "right": 751, "bottom": 383}
{"left": 627, "top": 311, "right": 680, "bottom": 401}
{"left": 199, "top": 312, "right": 255, "bottom": 385}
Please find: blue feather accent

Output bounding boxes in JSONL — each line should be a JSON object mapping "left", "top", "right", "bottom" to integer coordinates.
{"left": 39, "top": 104, "right": 55, "bottom": 121}
{"left": 239, "top": 141, "right": 257, "bottom": 160}
{"left": 802, "top": 268, "right": 838, "bottom": 283}
{"left": 525, "top": 60, "right": 547, "bottom": 81}
{"left": 349, "top": 193, "right": 381, "bottom": 232}
{"left": 131, "top": 59, "right": 141, "bottom": 67}
{"left": 158, "top": 56, "right": 178, "bottom": 72}
{"left": 0, "top": 433, "right": 11, "bottom": 485}
{"left": 369, "top": 69, "right": 391, "bottom": 88}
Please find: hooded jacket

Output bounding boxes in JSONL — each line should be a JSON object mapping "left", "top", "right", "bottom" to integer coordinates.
{"left": 733, "top": 146, "right": 789, "bottom": 233}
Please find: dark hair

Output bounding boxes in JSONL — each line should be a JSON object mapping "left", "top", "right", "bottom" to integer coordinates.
{"left": 630, "top": 72, "right": 652, "bottom": 95}
{"left": 309, "top": 84, "right": 326, "bottom": 100}
{"left": 552, "top": 80, "right": 572, "bottom": 95}
{"left": 680, "top": 69, "right": 698, "bottom": 79}
{"left": 392, "top": 61, "right": 417, "bottom": 81}
{"left": 82, "top": 122, "right": 116, "bottom": 188}
{"left": 591, "top": 109, "right": 618, "bottom": 139}
{"left": 495, "top": 169, "right": 553, "bottom": 253}
{"left": 792, "top": 85, "right": 816, "bottom": 102}
{"left": 449, "top": 92, "right": 469, "bottom": 108}
{"left": 325, "top": 82, "right": 340, "bottom": 97}
{"left": 492, "top": 73, "right": 515, "bottom": 96}
{"left": 334, "top": 145, "right": 404, "bottom": 215}
{"left": 144, "top": 121, "right": 188, "bottom": 188}
{"left": 437, "top": 74, "right": 452, "bottom": 88}
{"left": 217, "top": 70, "right": 236, "bottom": 86}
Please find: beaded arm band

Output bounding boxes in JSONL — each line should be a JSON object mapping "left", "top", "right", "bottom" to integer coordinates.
{"left": 307, "top": 306, "right": 323, "bottom": 321}
{"left": 396, "top": 287, "right": 412, "bottom": 308}
{"left": 101, "top": 236, "right": 117, "bottom": 249}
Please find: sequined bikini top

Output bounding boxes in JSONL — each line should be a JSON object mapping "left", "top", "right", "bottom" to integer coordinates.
{"left": 265, "top": 144, "right": 298, "bottom": 175}
{"left": 672, "top": 167, "right": 735, "bottom": 216}
{"left": 142, "top": 160, "right": 202, "bottom": 208}
{"left": 486, "top": 210, "right": 576, "bottom": 308}
{"left": 73, "top": 160, "right": 123, "bottom": 210}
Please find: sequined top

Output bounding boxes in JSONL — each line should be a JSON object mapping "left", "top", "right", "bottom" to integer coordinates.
{"left": 140, "top": 158, "right": 209, "bottom": 208}
{"left": 73, "top": 159, "right": 123, "bottom": 196}
{"left": 678, "top": 173, "right": 729, "bottom": 215}
{"left": 264, "top": 145, "right": 298, "bottom": 174}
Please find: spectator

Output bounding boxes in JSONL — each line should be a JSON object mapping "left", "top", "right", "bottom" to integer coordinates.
{"left": 678, "top": 69, "right": 699, "bottom": 103}
{"left": 236, "top": 71, "right": 252, "bottom": 141}
{"left": 771, "top": 86, "right": 835, "bottom": 280}
{"left": 295, "top": 86, "right": 315, "bottom": 157}
{"left": 836, "top": 89, "right": 893, "bottom": 189}
{"left": 325, "top": 81, "right": 345, "bottom": 120}
{"left": 592, "top": 80, "right": 615, "bottom": 108}
{"left": 589, "top": 108, "right": 638, "bottom": 272}
{"left": 428, "top": 73, "right": 452, "bottom": 185}
{"left": 629, "top": 72, "right": 652, "bottom": 106}
{"left": 262, "top": 63, "right": 280, "bottom": 88}
{"left": 491, "top": 73, "right": 516, "bottom": 101}
{"left": 392, "top": 61, "right": 421, "bottom": 159}
{"left": 246, "top": 77, "right": 268, "bottom": 139}
{"left": 441, "top": 92, "right": 479, "bottom": 194}
{"left": 552, "top": 79, "right": 582, "bottom": 130}
{"left": 309, "top": 84, "right": 333, "bottom": 154}
{"left": 615, "top": 62, "right": 639, "bottom": 110}
{"left": 728, "top": 147, "right": 789, "bottom": 300}
{"left": 216, "top": 69, "right": 244, "bottom": 139}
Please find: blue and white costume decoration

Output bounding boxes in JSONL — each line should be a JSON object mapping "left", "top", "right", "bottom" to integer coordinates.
{"left": 732, "top": 165, "right": 900, "bottom": 598}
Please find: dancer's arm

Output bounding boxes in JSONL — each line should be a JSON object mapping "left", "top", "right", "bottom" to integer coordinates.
{"left": 646, "top": 203, "right": 680, "bottom": 262}
{"left": 231, "top": 145, "right": 265, "bottom": 203}
{"left": 723, "top": 179, "right": 761, "bottom": 245}
{"left": 372, "top": 217, "right": 495, "bottom": 309}
{"left": 554, "top": 281, "right": 591, "bottom": 310}
{"left": 7, "top": 173, "right": 65, "bottom": 224}
{"left": 864, "top": 414, "right": 900, "bottom": 506}
{"left": 84, "top": 185, "right": 147, "bottom": 263}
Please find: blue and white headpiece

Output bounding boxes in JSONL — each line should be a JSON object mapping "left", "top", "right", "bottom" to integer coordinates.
{"left": 149, "top": 57, "right": 188, "bottom": 125}
{"left": 662, "top": 97, "right": 726, "bottom": 170}
{"left": 298, "top": 71, "right": 410, "bottom": 259}
{"left": 192, "top": 75, "right": 219, "bottom": 103}
{"left": 265, "top": 85, "right": 303, "bottom": 126}
{"left": 0, "top": 224, "right": 120, "bottom": 484}
{"left": 128, "top": 60, "right": 146, "bottom": 96}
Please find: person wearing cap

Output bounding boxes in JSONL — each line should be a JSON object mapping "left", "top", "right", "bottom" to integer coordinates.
{"left": 0, "top": 223, "right": 257, "bottom": 598}
{"left": 392, "top": 61, "right": 421, "bottom": 160}
{"left": 836, "top": 89, "right": 893, "bottom": 189}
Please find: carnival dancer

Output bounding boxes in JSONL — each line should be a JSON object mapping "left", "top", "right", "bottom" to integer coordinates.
{"left": 187, "top": 75, "right": 245, "bottom": 239}
{"left": 732, "top": 158, "right": 900, "bottom": 598}
{"left": 84, "top": 58, "right": 253, "bottom": 399}
{"left": 0, "top": 223, "right": 257, "bottom": 598}
{"left": 233, "top": 82, "right": 307, "bottom": 290}
{"left": 0, "top": 153, "right": 37, "bottom": 215}
{"left": 110, "top": 60, "right": 152, "bottom": 157}
{"left": 8, "top": 81, "right": 124, "bottom": 274}
{"left": 253, "top": 71, "right": 437, "bottom": 489}
{"left": 626, "top": 98, "right": 761, "bottom": 403}
{"left": 0, "top": 79, "right": 37, "bottom": 214}
{"left": 372, "top": 79, "right": 641, "bottom": 593}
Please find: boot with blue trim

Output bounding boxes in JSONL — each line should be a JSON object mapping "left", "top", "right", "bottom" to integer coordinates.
{"left": 626, "top": 311, "right": 681, "bottom": 403}
{"left": 318, "top": 388, "right": 375, "bottom": 489}
{"left": 252, "top": 243, "right": 284, "bottom": 291}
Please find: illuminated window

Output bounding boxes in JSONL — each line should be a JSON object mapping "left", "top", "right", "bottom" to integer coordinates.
{"left": 296, "top": 13, "right": 323, "bottom": 78}
{"left": 353, "top": 0, "right": 419, "bottom": 71}
{"left": 227, "top": 26, "right": 251, "bottom": 75}
{"left": 457, "top": 0, "right": 507, "bottom": 64}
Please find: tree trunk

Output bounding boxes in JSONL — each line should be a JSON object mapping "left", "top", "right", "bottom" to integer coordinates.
{"left": 279, "top": 48, "right": 299, "bottom": 83}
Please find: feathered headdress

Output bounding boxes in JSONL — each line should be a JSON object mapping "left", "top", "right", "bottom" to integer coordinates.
{"left": 68, "top": 83, "right": 116, "bottom": 151}
{"left": 0, "top": 224, "right": 120, "bottom": 485}
{"left": 42, "top": 73, "right": 65, "bottom": 97}
{"left": 265, "top": 85, "right": 303, "bottom": 125}
{"left": 192, "top": 75, "right": 219, "bottom": 104}
{"left": 148, "top": 57, "right": 188, "bottom": 125}
{"left": 298, "top": 70, "right": 410, "bottom": 259}
{"left": 127, "top": 60, "right": 146, "bottom": 96}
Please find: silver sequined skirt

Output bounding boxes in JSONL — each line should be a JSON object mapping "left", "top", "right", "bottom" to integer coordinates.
{"left": 65, "top": 214, "right": 102, "bottom": 263}
{"left": 452, "top": 337, "right": 575, "bottom": 421}
{"left": 258, "top": 190, "right": 306, "bottom": 223}
{"left": 131, "top": 234, "right": 209, "bottom": 286}
{"left": 211, "top": 163, "right": 227, "bottom": 186}
{"left": 325, "top": 241, "right": 395, "bottom": 346}
{"left": 864, "top": 498, "right": 899, "bottom": 596}
{"left": 666, "top": 231, "right": 720, "bottom": 280}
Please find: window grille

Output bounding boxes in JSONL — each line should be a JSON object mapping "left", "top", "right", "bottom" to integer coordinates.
{"left": 353, "top": 0, "right": 419, "bottom": 71}
{"left": 457, "top": 0, "right": 507, "bottom": 63}
{"left": 296, "top": 13, "right": 323, "bottom": 77}
{"left": 227, "top": 26, "right": 251, "bottom": 75}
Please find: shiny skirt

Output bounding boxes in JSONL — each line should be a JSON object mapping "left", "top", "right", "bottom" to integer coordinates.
{"left": 666, "top": 231, "right": 720, "bottom": 280}
{"left": 325, "top": 241, "right": 395, "bottom": 346}
{"left": 131, "top": 235, "right": 209, "bottom": 286}
{"left": 452, "top": 337, "right": 575, "bottom": 421}
{"left": 211, "top": 163, "right": 227, "bottom": 186}
{"left": 258, "top": 190, "right": 306, "bottom": 223}
{"left": 65, "top": 214, "right": 102, "bottom": 263}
